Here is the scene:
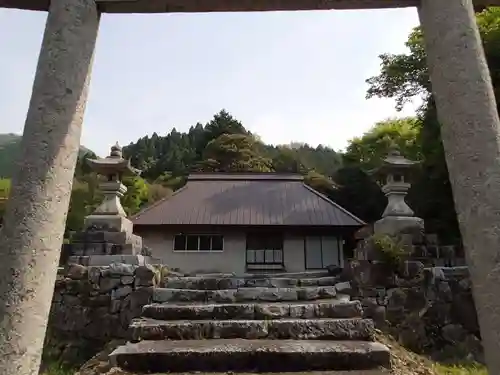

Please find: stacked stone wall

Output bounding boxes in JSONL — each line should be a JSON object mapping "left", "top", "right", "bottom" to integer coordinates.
{"left": 346, "top": 260, "right": 482, "bottom": 362}
{"left": 45, "top": 263, "right": 163, "bottom": 365}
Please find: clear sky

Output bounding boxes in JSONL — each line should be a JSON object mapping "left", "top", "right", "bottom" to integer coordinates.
{"left": 0, "top": 7, "right": 421, "bottom": 157}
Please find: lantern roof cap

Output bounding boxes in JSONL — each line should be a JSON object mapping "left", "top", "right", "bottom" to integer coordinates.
{"left": 369, "top": 143, "right": 420, "bottom": 176}
{"left": 87, "top": 142, "right": 141, "bottom": 177}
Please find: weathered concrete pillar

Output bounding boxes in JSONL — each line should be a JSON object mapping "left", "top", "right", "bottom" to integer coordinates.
{"left": 0, "top": 0, "right": 100, "bottom": 374}
{"left": 419, "top": 0, "right": 500, "bottom": 373}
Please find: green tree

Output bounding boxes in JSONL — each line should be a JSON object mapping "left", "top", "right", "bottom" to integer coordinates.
{"left": 344, "top": 117, "right": 423, "bottom": 170}
{"left": 196, "top": 109, "right": 249, "bottom": 157}
{"left": 154, "top": 172, "right": 186, "bottom": 191}
{"left": 147, "top": 183, "right": 173, "bottom": 203}
{"left": 122, "top": 176, "right": 149, "bottom": 215}
{"left": 366, "top": 7, "right": 500, "bottom": 112}
{"left": 304, "top": 171, "right": 337, "bottom": 197}
{"left": 65, "top": 179, "right": 95, "bottom": 233}
{"left": 408, "top": 100, "right": 460, "bottom": 243}
{"left": 197, "top": 133, "right": 272, "bottom": 173}
{"left": 363, "top": 8, "right": 500, "bottom": 242}
{"left": 121, "top": 110, "right": 342, "bottom": 183}
{"left": 271, "top": 147, "right": 307, "bottom": 173}
{"left": 330, "top": 166, "right": 386, "bottom": 223}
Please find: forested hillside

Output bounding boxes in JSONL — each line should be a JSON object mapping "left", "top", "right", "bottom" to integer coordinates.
{"left": 2, "top": 7, "right": 499, "bottom": 245}
{"left": 122, "top": 109, "right": 342, "bottom": 187}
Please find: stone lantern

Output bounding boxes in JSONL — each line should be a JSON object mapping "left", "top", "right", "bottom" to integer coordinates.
{"left": 370, "top": 145, "right": 424, "bottom": 236}
{"left": 84, "top": 142, "right": 141, "bottom": 231}
{"left": 65, "top": 143, "right": 150, "bottom": 266}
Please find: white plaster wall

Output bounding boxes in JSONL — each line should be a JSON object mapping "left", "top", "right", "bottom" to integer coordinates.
{"left": 139, "top": 229, "right": 248, "bottom": 274}
{"left": 136, "top": 228, "right": 343, "bottom": 274}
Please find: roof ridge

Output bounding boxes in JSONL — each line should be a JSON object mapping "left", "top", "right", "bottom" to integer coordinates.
{"left": 188, "top": 173, "right": 303, "bottom": 182}
{"left": 130, "top": 185, "right": 189, "bottom": 221}
{"left": 301, "top": 183, "right": 366, "bottom": 226}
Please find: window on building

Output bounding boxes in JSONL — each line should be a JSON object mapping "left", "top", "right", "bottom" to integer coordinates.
{"left": 305, "top": 236, "right": 342, "bottom": 270}
{"left": 173, "top": 234, "right": 224, "bottom": 252}
{"left": 246, "top": 233, "right": 284, "bottom": 266}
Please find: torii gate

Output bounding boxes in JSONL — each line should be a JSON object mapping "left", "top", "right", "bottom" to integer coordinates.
{"left": 1, "top": 0, "right": 500, "bottom": 374}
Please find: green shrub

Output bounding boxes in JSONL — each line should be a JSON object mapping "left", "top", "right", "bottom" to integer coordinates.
{"left": 371, "top": 233, "right": 410, "bottom": 269}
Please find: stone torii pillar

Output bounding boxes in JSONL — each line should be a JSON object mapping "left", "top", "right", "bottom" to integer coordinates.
{"left": 0, "top": 1, "right": 100, "bottom": 374}
{"left": 419, "top": 0, "right": 500, "bottom": 373}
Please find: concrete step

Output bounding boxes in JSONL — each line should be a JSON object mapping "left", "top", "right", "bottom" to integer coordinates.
{"left": 110, "top": 339, "right": 391, "bottom": 372}
{"left": 162, "top": 275, "right": 341, "bottom": 290}
{"left": 129, "top": 317, "right": 374, "bottom": 341}
{"left": 153, "top": 285, "right": 351, "bottom": 303}
{"left": 142, "top": 299, "right": 363, "bottom": 320}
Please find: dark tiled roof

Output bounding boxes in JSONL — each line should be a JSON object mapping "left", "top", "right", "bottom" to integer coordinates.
{"left": 132, "top": 173, "right": 364, "bottom": 227}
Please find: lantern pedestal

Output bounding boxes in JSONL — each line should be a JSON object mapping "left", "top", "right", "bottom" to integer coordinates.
{"left": 374, "top": 216, "right": 425, "bottom": 237}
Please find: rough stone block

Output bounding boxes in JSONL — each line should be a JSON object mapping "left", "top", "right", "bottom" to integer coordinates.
{"left": 99, "top": 277, "right": 121, "bottom": 293}
{"left": 108, "top": 262, "right": 136, "bottom": 276}
{"left": 235, "top": 287, "right": 298, "bottom": 302}
{"left": 317, "top": 276, "right": 339, "bottom": 286}
{"left": 65, "top": 263, "right": 88, "bottom": 280}
{"left": 254, "top": 303, "right": 290, "bottom": 319}
{"left": 267, "top": 318, "right": 374, "bottom": 340}
{"left": 112, "top": 286, "right": 133, "bottom": 300}
{"left": 121, "top": 275, "right": 135, "bottom": 285}
{"left": 245, "top": 278, "right": 298, "bottom": 288}
{"left": 214, "top": 303, "right": 254, "bottom": 319}
{"left": 335, "top": 281, "right": 352, "bottom": 295}
{"left": 110, "top": 299, "right": 121, "bottom": 314}
{"left": 88, "top": 267, "right": 102, "bottom": 285}
{"left": 207, "top": 289, "right": 237, "bottom": 303}
{"left": 129, "top": 318, "right": 374, "bottom": 341}
{"left": 315, "top": 300, "right": 363, "bottom": 319}
{"left": 153, "top": 288, "right": 207, "bottom": 303}
{"left": 298, "top": 278, "right": 320, "bottom": 287}
{"left": 288, "top": 303, "right": 316, "bottom": 319}
{"left": 110, "top": 339, "right": 391, "bottom": 372}
{"left": 136, "top": 264, "right": 156, "bottom": 280}
{"left": 319, "top": 286, "right": 338, "bottom": 298}
{"left": 296, "top": 287, "right": 320, "bottom": 300}
{"left": 86, "top": 294, "right": 111, "bottom": 307}
{"left": 141, "top": 300, "right": 363, "bottom": 321}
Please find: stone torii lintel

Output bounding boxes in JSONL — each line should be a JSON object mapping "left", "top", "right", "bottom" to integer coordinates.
{"left": 0, "top": 0, "right": 497, "bottom": 13}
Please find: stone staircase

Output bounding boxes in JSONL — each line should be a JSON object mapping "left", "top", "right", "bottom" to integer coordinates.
{"left": 109, "top": 271, "right": 391, "bottom": 373}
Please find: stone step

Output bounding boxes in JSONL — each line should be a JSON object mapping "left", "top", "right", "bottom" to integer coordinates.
{"left": 142, "top": 299, "right": 363, "bottom": 320}
{"left": 246, "top": 270, "right": 333, "bottom": 278}
{"left": 188, "top": 270, "right": 332, "bottom": 278}
{"left": 162, "top": 275, "right": 341, "bottom": 289}
{"left": 129, "top": 317, "right": 374, "bottom": 341}
{"left": 110, "top": 339, "right": 391, "bottom": 372}
{"left": 153, "top": 285, "right": 351, "bottom": 303}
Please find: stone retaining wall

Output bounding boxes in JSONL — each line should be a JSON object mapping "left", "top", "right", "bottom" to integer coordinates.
{"left": 346, "top": 260, "right": 482, "bottom": 362}
{"left": 45, "top": 261, "right": 482, "bottom": 365}
{"left": 45, "top": 263, "right": 163, "bottom": 365}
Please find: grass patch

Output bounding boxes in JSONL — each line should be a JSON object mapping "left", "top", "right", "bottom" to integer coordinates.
{"left": 434, "top": 363, "right": 487, "bottom": 375}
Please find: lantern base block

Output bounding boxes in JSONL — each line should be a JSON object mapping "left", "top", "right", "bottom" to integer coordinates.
{"left": 374, "top": 215, "right": 424, "bottom": 240}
